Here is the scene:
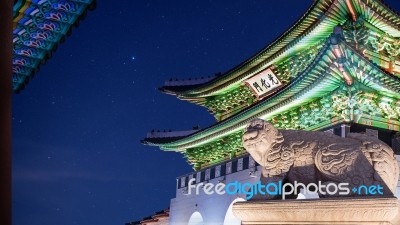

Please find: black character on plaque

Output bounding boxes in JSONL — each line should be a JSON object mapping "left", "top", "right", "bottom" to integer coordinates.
{"left": 268, "top": 74, "right": 279, "bottom": 84}
{"left": 252, "top": 82, "right": 263, "bottom": 93}
{"left": 261, "top": 78, "right": 271, "bottom": 89}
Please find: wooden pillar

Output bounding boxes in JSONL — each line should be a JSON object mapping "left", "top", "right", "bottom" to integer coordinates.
{"left": 0, "top": 1, "right": 13, "bottom": 225}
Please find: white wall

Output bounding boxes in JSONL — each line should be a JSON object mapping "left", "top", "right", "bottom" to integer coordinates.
{"left": 169, "top": 167, "right": 261, "bottom": 225}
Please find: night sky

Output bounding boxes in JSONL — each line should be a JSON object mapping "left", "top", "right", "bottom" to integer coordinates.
{"left": 12, "top": 1, "right": 400, "bottom": 225}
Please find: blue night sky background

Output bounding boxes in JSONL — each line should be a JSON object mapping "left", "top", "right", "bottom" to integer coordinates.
{"left": 11, "top": 1, "right": 400, "bottom": 225}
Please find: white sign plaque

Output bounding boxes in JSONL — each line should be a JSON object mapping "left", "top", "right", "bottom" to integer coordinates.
{"left": 244, "top": 68, "right": 282, "bottom": 98}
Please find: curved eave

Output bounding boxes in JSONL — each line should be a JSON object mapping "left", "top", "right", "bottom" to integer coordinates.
{"left": 141, "top": 136, "right": 191, "bottom": 146}
{"left": 163, "top": 0, "right": 346, "bottom": 98}
{"left": 145, "top": 40, "right": 345, "bottom": 150}
{"left": 161, "top": 0, "right": 400, "bottom": 99}
{"left": 159, "top": 84, "right": 202, "bottom": 94}
{"left": 146, "top": 38, "right": 400, "bottom": 151}
{"left": 12, "top": 0, "right": 97, "bottom": 93}
{"left": 355, "top": 0, "right": 400, "bottom": 37}
{"left": 342, "top": 42, "right": 400, "bottom": 97}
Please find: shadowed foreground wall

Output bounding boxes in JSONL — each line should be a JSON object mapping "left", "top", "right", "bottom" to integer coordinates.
{"left": 0, "top": 1, "right": 13, "bottom": 225}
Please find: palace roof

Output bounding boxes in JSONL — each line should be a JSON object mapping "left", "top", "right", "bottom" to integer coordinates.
{"left": 159, "top": 0, "right": 400, "bottom": 121}
{"left": 143, "top": 0, "right": 400, "bottom": 169}
{"left": 145, "top": 36, "right": 400, "bottom": 145}
{"left": 125, "top": 209, "right": 170, "bottom": 225}
{"left": 12, "top": 0, "right": 96, "bottom": 92}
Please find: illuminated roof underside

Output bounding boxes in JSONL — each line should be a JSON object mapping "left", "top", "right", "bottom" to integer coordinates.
{"left": 143, "top": 0, "right": 400, "bottom": 170}
{"left": 12, "top": 0, "right": 96, "bottom": 92}
{"left": 159, "top": 0, "right": 400, "bottom": 121}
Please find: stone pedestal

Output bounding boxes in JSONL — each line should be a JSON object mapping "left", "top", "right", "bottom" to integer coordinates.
{"left": 232, "top": 197, "right": 400, "bottom": 225}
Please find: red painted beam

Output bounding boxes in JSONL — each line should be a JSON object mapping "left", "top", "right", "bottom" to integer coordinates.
{"left": 346, "top": 0, "right": 357, "bottom": 22}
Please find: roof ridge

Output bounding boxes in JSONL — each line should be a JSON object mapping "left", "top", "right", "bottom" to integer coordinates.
{"left": 163, "top": 0, "right": 337, "bottom": 97}
{"left": 143, "top": 37, "right": 336, "bottom": 149}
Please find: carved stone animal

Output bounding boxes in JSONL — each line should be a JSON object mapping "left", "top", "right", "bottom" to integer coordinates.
{"left": 242, "top": 118, "right": 399, "bottom": 199}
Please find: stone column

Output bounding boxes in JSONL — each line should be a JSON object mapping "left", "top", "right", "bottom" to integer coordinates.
{"left": 0, "top": 1, "right": 13, "bottom": 225}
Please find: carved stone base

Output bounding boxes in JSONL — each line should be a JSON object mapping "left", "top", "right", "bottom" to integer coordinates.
{"left": 232, "top": 197, "right": 400, "bottom": 225}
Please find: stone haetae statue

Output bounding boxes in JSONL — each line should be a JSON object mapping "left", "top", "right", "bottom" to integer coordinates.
{"left": 242, "top": 118, "right": 399, "bottom": 199}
